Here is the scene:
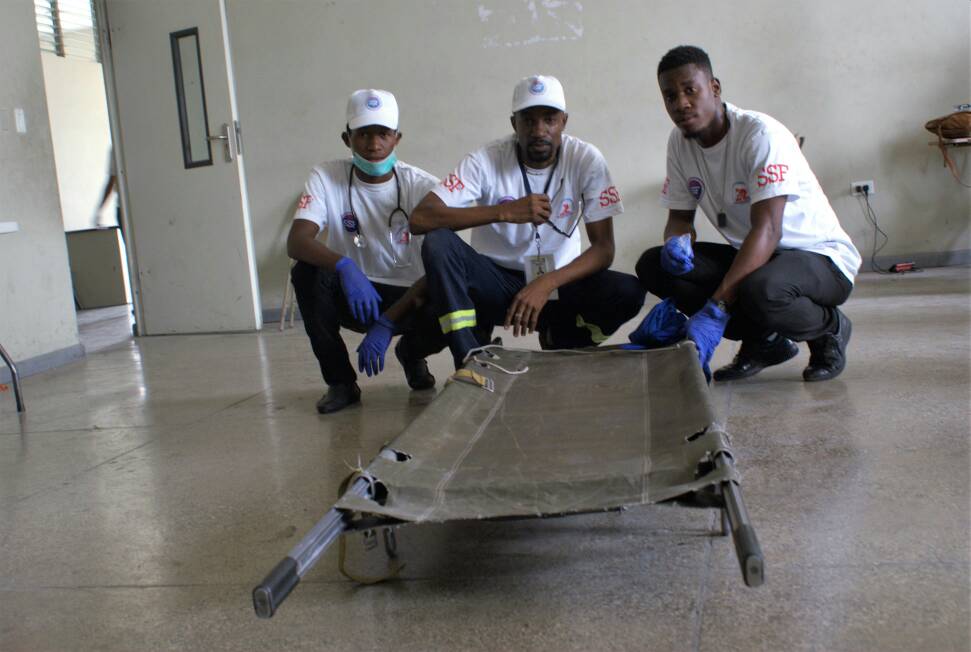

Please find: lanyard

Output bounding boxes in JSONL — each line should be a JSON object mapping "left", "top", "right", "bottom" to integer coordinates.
{"left": 690, "top": 119, "right": 731, "bottom": 228}
{"left": 516, "top": 146, "right": 560, "bottom": 256}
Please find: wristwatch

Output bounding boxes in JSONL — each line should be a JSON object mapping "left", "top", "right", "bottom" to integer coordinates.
{"left": 715, "top": 299, "right": 730, "bottom": 313}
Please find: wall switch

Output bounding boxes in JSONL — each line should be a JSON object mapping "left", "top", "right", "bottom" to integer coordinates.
{"left": 14, "top": 108, "right": 26, "bottom": 133}
{"left": 850, "top": 180, "right": 875, "bottom": 196}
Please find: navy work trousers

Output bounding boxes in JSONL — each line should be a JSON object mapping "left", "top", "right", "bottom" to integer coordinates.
{"left": 635, "top": 242, "right": 853, "bottom": 342}
{"left": 421, "top": 229, "right": 646, "bottom": 367}
{"left": 290, "top": 261, "right": 447, "bottom": 386}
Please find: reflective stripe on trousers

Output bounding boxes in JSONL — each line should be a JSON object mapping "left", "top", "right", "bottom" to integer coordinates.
{"left": 439, "top": 308, "right": 477, "bottom": 334}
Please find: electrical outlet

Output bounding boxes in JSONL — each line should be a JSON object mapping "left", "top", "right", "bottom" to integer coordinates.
{"left": 13, "top": 108, "right": 26, "bottom": 133}
{"left": 850, "top": 180, "right": 875, "bottom": 196}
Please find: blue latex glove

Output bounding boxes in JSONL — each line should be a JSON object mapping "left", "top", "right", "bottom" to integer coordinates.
{"left": 335, "top": 257, "right": 381, "bottom": 324}
{"left": 660, "top": 233, "right": 694, "bottom": 276}
{"left": 629, "top": 298, "right": 687, "bottom": 348}
{"left": 357, "top": 315, "right": 395, "bottom": 377}
{"left": 685, "top": 299, "right": 729, "bottom": 382}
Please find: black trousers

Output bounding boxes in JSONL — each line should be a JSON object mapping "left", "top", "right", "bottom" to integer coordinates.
{"left": 422, "top": 228, "right": 646, "bottom": 366}
{"left": 290, "top": 261, "right": 447, "bottom": 386}
{"left": 635, "top": 242, "right": 852, "bottom": 342}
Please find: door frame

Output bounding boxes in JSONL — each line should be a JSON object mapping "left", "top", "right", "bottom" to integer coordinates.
{"left": 93, "top": 0, "right": 144, "bottom": 333}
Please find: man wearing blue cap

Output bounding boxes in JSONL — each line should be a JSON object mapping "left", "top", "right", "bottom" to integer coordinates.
{"left": 411, "top": 75, "right": 644, "bottom": 367}
{"left": 287, "top": 89, "right": 446, "bottom": 413}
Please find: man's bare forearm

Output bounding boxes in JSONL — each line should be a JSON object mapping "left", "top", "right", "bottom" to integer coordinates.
{"left": 286, "top": 221, "right": 343, "bottom": 270}
{"left": 383, "top": 277, "right": 427, "bottom": 323}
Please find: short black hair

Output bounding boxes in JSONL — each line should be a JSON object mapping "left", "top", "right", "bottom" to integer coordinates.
{"left": 657, "top": 45, "right": 713, "bottom": 78}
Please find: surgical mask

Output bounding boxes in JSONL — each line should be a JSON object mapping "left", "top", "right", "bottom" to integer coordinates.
{"left": 352, "top": 150, "right": 397, "bottom": 177}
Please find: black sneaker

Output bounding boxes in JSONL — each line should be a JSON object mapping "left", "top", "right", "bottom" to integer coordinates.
{"left": 395, "top": 340, "right": 435, "bottom": 390}
{"left": 803, "top": 309, "right": 852, "bottom": 382}
{"left": 315, "top": 382, "right": 361, "bottom": 414}
{"left": 713, "top": 334, "right": 799, "bottom": 382}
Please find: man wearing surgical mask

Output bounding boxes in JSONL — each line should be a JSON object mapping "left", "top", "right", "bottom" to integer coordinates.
{"left": 411, "top": 75, "right": 645, "bottom": 368}
{"left": 287, "top": 89, "right": 447, "bottom": 414}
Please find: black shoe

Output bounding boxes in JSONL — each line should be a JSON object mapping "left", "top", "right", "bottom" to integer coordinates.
{"left": 315, "top": 382, "right": 361, "bottom": 414}
{"left": 713, "top": 334, "right": 799, "bottom": 382}
{"left": 395, "top": 341, "right": 435, "bottom": 390}
{"left": 803, "top": 309, "right": 852, "bottom": 382}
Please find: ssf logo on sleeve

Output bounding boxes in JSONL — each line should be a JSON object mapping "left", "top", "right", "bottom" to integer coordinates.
{"left": 598, "top": 186, "right": 620, "bottom": 207}
{"left": 756, "top": 163, "right": 790, "bottom": 189}
{"left": 442, "top": 173, "right": 465, "bottom": 193}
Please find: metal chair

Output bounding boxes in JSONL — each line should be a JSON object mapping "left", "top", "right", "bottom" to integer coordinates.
{"left": 0, "top": 342, "right": 25, "bottom": 413}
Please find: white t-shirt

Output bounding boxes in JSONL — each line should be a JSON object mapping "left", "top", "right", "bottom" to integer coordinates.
{"left": 293, "top": 160, "right": 438, "bottom": 286}
{"left": 660, "top": 102, "right": 861, "bottom": 283}
{"left": 431, "top": 133, "right": 623, "bottom": 271}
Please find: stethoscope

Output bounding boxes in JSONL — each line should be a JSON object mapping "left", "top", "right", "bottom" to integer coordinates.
{"left": 516, "top": 147, "right": 581, "bottom": 242}
{"left": 346, "top": 164, "right": 412, "bottom": 267}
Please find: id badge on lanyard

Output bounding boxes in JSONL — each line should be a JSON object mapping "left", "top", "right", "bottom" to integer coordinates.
{"left": 519, "top": 149, "right": 560, "bottom": 300}
{"left": 525, "top": 232, "right": 559, "bottom": 300}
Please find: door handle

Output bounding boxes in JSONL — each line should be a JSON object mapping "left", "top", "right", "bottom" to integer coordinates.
{"left": 206, "top": 123, "right": 236, "bottom": 162}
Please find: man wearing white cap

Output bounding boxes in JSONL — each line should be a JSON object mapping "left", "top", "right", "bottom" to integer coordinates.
{"left": 411, "top": 75, "right": 645, "bottom": 367}
{"left": 287, "top": 89, "right": 446, "bottom": 414}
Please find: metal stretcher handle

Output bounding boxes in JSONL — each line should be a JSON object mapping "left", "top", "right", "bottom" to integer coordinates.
{"left": 715, "top": 451, "right": 765, "bottom": 587}
{"left": 252, "top": 477, "right": 371, "bottom": 618}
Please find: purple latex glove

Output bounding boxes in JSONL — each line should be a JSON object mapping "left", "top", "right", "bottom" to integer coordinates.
{"left": 335, "top": 256, "right": 381, "bottom": 324}
{"left": 628, "top": 298, "right": 687, "bottom": 348}
{"left": 356, "top": 315, "right": 395, "bottom": 377}
{"left": 685, "top": 299, "right": 729, "bottom": 381}
{"left": 660, "top": 233, "right": 694, "bottom": 276}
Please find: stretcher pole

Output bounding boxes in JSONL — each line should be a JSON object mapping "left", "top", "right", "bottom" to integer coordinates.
{"left": 714, "top": 451, "right": 764, "bottom": 587}
{"left": 252, "top": 477, "right": 371, "bottom": 618}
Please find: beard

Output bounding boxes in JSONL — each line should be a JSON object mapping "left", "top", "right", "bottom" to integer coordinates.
{"left": 524, "top": 139, "right": 555, "bottom": 164}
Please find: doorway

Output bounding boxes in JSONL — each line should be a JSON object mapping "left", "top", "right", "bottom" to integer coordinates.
{"left": 36, "top": 0, "right": 135, "bottom": 352}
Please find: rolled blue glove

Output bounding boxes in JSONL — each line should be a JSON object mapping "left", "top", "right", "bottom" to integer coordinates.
{"left": 356, "top": 315, "right": 395, "bottom": 377}
{"left": 660, "top": 233, "right": 694, "bottom": 276}
{"left": 685, "top": 299, "right": 729, "bottom": 382}
{"left": 335, "top": 257, "right": 381, "bottom": 324}
{"left": 629, "top": 298, "right": 687, "bottom": 348}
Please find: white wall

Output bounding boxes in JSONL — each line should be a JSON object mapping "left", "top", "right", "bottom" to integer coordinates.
{"left": 0, "top": 0, "right": 81, "bottom": 375}
{"left": 226, "top": 0, "right": 970, "bottom": 311}
{"left": 40, "top": 52, "right": 115, "bottom": 232}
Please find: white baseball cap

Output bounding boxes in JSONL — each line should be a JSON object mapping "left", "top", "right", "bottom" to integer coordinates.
{"left": 346, "top": 89, "right": 399, "bottom": 130}
{"left": 511, "top": 75, "right": 566, "bottom": 114}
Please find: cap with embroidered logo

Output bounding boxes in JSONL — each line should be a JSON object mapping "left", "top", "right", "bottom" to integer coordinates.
{"left": 346, "top": 89, "right": 399, "bottom": 130}
{"left": 511, "top": 75, "right": 566, "bottom": 114}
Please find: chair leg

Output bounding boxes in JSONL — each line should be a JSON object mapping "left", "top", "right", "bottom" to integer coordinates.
{"left": 279, "top": 261, "right": 295, "bottom": 332}
{"left": 0, "top": 342, "right": 25, "bottom": 413}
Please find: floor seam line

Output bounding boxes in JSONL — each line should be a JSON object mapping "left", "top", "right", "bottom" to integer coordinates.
{"left": 12, "top": 438, "right": 162, "bottom": 505}
{"left": 690, "top": 510, "right": 717, "bottom": 652}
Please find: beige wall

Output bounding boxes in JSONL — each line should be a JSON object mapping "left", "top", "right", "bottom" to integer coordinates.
{"left": 41, "top": 51, "right": 115, "bottom": 232}
{"left": 236, "top": 1, "right": 967, "bottom": 309}
{"left": 0, "top": 0, "right": 80, "bottom": 370}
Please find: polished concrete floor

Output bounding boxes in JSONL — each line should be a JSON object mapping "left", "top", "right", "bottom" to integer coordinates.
{"left": 76, "top": 304, "right": 134, "bottom": 354}
{"left": 1, "top": 267, "right": 969, "bottom": 651}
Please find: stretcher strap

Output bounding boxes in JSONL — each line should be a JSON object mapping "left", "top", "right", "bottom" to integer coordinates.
{"left": 337, "top": 532, "right": 404, "bottom": 585}
{"left": 463, "top": 346, "right": 530, "bottom": 375}
{"left": 336, "top": 469, "right": 406, "bottom": 584}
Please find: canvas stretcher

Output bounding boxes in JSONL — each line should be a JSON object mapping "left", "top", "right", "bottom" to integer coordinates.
{"left": 253, "top": 343, "right": 763, "bottom": 618}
